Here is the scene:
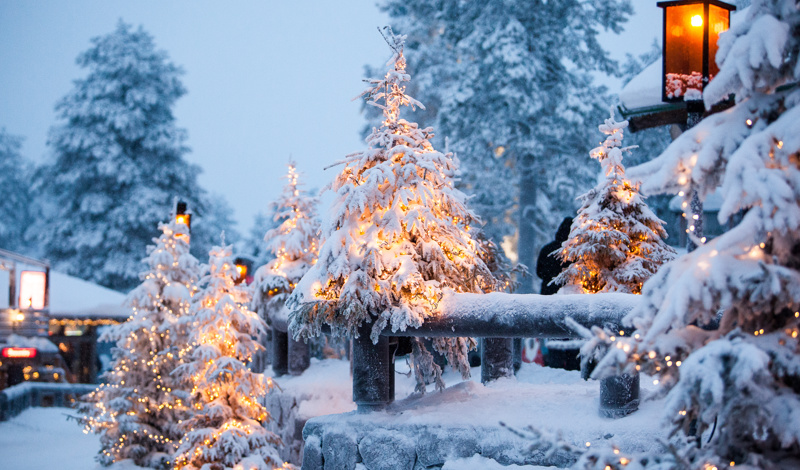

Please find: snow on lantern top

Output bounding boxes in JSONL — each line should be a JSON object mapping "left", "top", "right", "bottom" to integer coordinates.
{"left": 658, "top": 0, "right": 736, "bottom": 102}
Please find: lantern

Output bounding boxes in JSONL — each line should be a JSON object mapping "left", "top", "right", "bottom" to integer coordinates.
{"left": 658, "top": 0, "right": 736, "bottom": 102}
{"left": 233, "top": 257, "right": 253, "bottom": 285}
{"left": 175, "top": 200, "right": 191, "bottom": 230}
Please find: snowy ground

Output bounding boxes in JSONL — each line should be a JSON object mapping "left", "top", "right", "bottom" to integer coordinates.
{"left": 0, "top": 407, "right": 104, "bottom": 470}
{"left": 1, "top": 360, "right": 665, "bottom": 470}
{"left": 279, "top": 358, "right": 667, "bottom": 467}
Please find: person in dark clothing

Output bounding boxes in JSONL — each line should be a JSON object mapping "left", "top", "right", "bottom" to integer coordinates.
{"left": 536, "top": 217, "right": 581, "bottom": 371}
{"left": 536, "top": 217, "right": 573, "bottom": 295}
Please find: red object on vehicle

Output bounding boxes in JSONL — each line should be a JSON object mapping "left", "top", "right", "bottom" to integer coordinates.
{"left": 2, "top": 347, "right": 37, "bottom": 358}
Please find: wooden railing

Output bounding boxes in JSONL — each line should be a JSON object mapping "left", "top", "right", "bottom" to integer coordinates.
{"left": 0, "top": 382, "right": 95, "bottom": 421}
{"left": 350, "top": 292, "right": 642, "bottom": 418}
{"left": 273, "top": 293, "right": 642, "bottom": 418}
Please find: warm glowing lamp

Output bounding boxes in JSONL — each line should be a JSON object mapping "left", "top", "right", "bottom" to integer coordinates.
{"left": 658, "top": 0, "right": 736, "bottom": 102}
{"left": 175, "top": 200, "right": 191, "bottom": 230}
{"left": 233, "top": 257, "right": 253, "bottom": 285}
{"left": 175, "top": 200, "right": 192, "bottom": 244}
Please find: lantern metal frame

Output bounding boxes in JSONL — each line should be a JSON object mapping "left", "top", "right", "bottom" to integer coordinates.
{"left": 657, "top": 0, "right": 736, "bottom": 103}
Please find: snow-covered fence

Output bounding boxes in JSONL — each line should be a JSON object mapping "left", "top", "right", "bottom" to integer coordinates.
{"left": 0, "top": 382, "right": 95, "bottom": 421}
{"left": 353, "top": 292, "right": 642, "bottom": 417}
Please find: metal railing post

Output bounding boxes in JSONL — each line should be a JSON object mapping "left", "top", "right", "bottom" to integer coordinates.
{"left": 353, "top": 322, "right": 393, "bottom": 412}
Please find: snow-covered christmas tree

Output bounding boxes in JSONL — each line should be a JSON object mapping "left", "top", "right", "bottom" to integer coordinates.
{"left": 173, "top": 244, "right": 284, "bottom": 470}
{"left": 594, "top": 1, "right": 800, "bottom": 466}
{"left": 79, "top": 219, "right": 200, "bottom": 469}
{"left": 555, "top": 113, "right": 675, "bottom": 295}
{"left": 288, "top": 29, "right": 499, "bottom": 391}
{"left": 252, "top": 162, "right": 320, "bottom": 320}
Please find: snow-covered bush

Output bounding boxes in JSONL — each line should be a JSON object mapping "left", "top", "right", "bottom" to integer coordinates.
{"left": 287, "top": 29, "right": 500, "bottom": 391}
{"left": 79, "top": 220, "right": 200, "bottom": 469}
{"left": 592, "top": 1, "right": 800, "bottom": 467}
{"left": 174, "top": 244, "right": 285, "bottom": 470}
{"left": 555, "top": 112, "right": 675, "bottom": 294}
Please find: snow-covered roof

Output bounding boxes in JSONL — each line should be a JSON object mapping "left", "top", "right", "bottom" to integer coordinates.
{"left": 620, "top": 60, "right": 663, "bottom": 111}
{"left": 3, "top": 333, "right": 59, "bottom": 352}
{"left": 49, "top": 270, "right": 129, "bottom": 319}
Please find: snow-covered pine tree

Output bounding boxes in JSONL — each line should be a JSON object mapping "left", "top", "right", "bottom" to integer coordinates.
{"left": 252, "top": 162, "right": 320, "bottom": 321}
{"left": 0, "top": 129, "right": 34, "bottom": 253}
{"left": 288, "top": 29, "right": 499, "bottom": 391}
{"left": 595, "top": 1, "right": 800, "bottom": 466}
{"left": 79, "top": 219, "right": 200, "bottom": 469}
{"left": 35, "top": 20, "right": 207, "bottom": 291}
{"left": 555, "top": 113, "right": 675, "bottom": 294}
{"left": 173, "top": 244, "right": 283, "bottom": 470}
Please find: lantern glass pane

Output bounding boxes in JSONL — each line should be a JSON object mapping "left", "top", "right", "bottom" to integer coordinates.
{"left": 708, "top": 4, "right": 730, "bottom": 78}
{"left": 664, "top": 3, "right": 705, "bottom": 99}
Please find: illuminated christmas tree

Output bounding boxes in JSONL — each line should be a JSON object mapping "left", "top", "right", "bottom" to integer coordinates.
{"left": 79, "top": 219, "right": 200, "bottom": 469}
{"left": 555, "top": 113, "right": 675, "bottom": 294}
{"left": 252, "top": 162, "right": 320, "bottom": 320}
{"left": 174, "top": 244, "right": 283, "bottom": 470}
{"left": 288, "top": 28, "right": 499, "bottom": 391}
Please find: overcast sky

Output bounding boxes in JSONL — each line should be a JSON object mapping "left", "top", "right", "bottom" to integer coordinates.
{"left": 0, "top": 1, "right": 662, "bottom": 235}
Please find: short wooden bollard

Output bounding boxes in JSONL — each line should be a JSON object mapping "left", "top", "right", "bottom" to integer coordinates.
{"left": 599, "top": 373, "right": 639, "bottom": 418}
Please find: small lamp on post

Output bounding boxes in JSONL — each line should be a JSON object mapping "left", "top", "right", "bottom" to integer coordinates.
{"left": 175, "top": 200, "right": 191, "bottom": 243}
{"left": 233, "top": 257, "right": 253, "bottom": 285}
{"left": 658, "top": 0, "right": 736, "bottom": 103}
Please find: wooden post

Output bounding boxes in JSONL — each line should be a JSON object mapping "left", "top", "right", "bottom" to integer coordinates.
{"left": 352, "top": 322, "right": 393, "bottom": 412}
{"left": 288, "top": 336, "right": 310, "bottom": 376}
{"left": 512, "top": 338, "right": 523, "bottom": 373}
{"left": 481, "top": 338, "right": 513, "bottom": 383}
{"left": 272, "top": 329, "right": 289, "bottom": 377}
